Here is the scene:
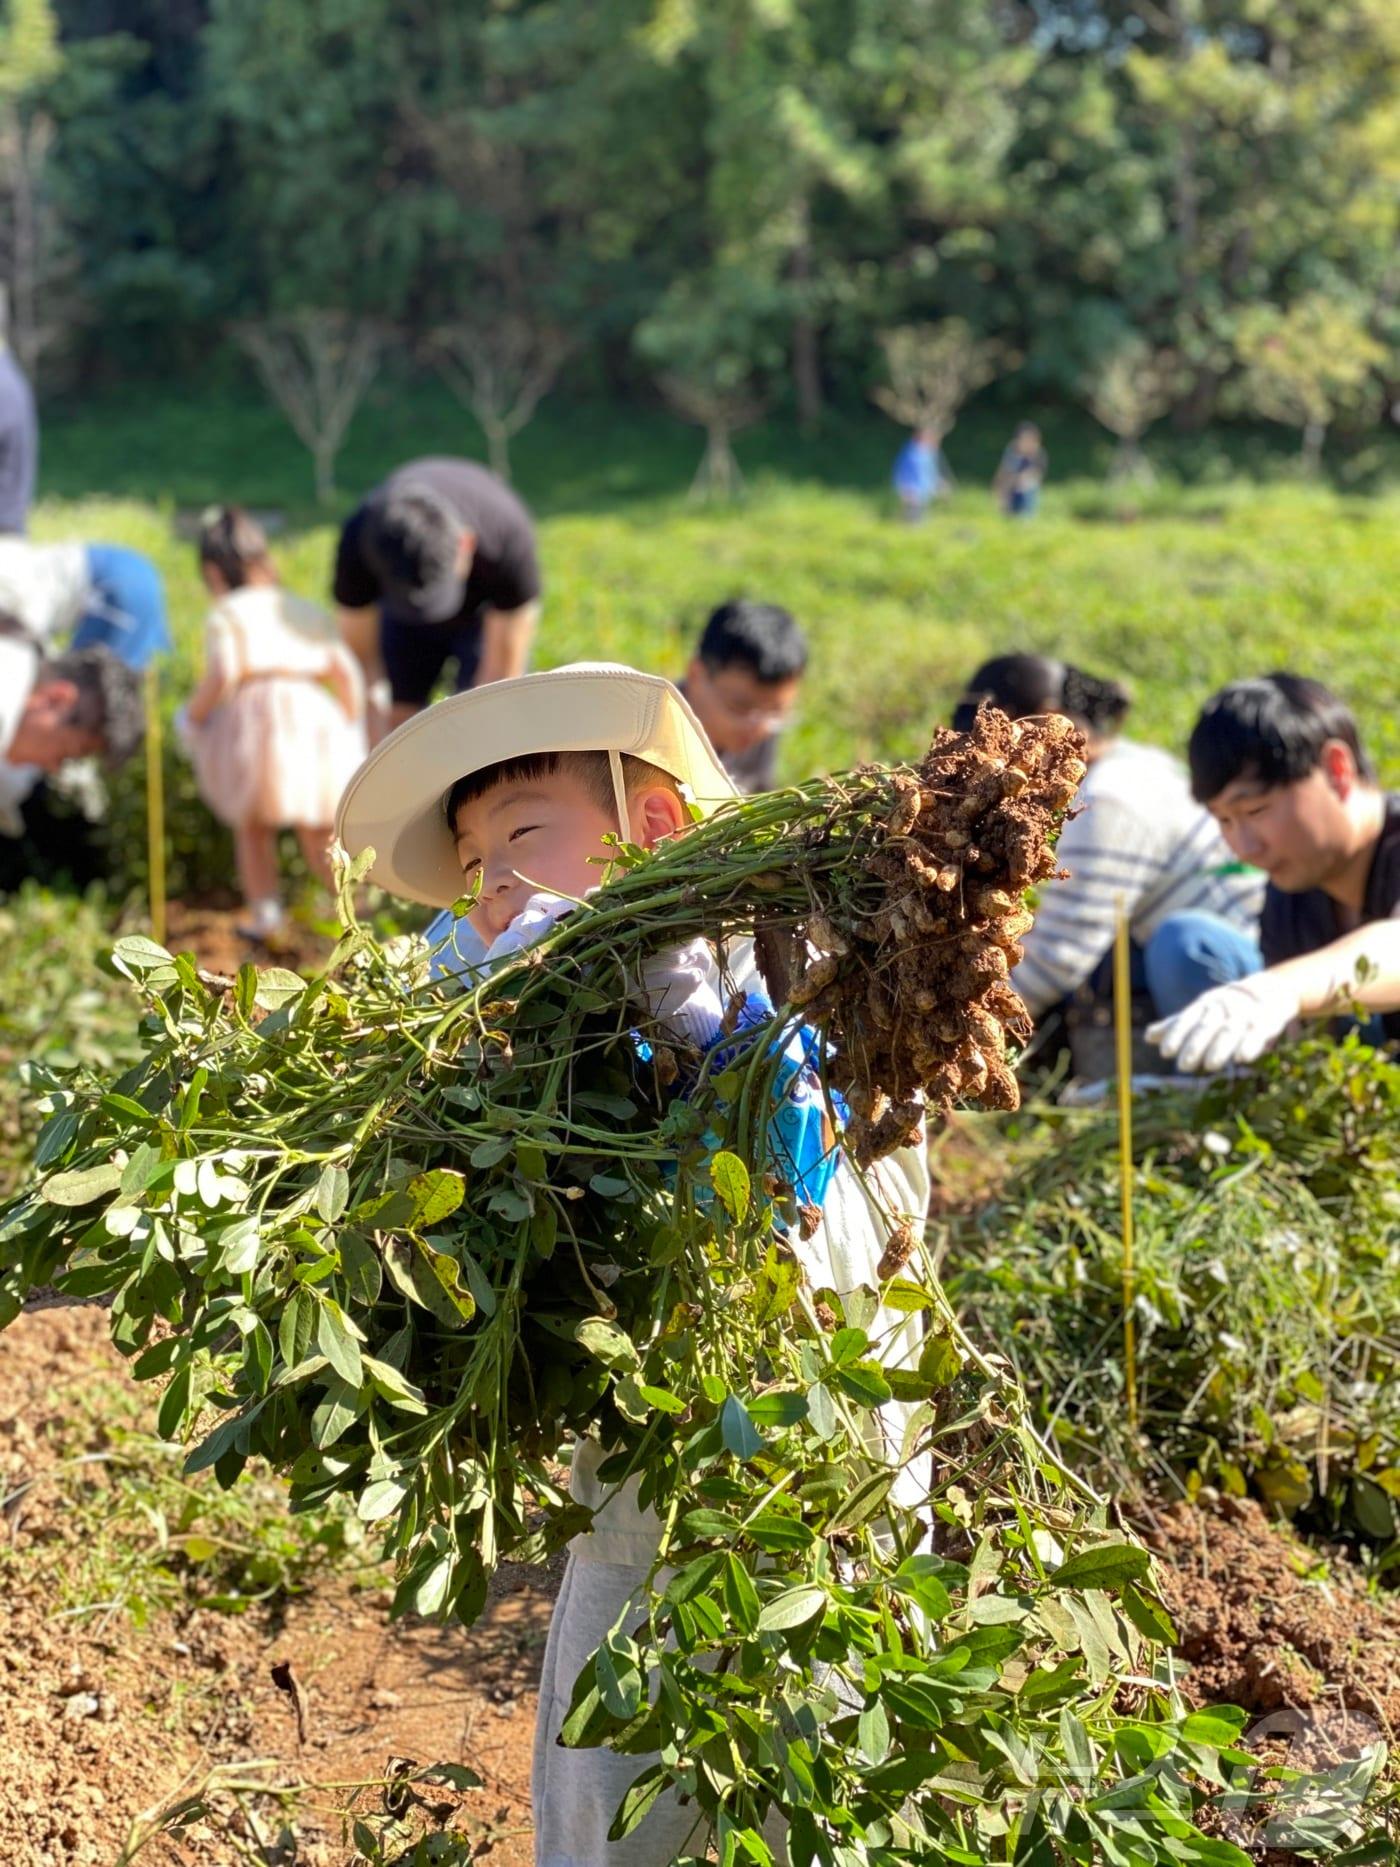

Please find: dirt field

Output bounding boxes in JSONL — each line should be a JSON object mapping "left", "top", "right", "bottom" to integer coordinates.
{"left": 1, "top": 1301, "right": 555, "bottom": 1866}
{"left": 5, "top": 1294, "right": 1398, "bottom": 1864}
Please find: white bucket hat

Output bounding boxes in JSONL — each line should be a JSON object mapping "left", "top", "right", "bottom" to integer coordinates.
{"left": 335, "top": 661, "right": 740, "bottom": 907}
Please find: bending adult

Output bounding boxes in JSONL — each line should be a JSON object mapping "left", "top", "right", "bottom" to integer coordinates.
{"left": 1149, "top": 674, "right": 1400, "bottom": 1072}
{"left": 952, "top": 654, "right": 1263, "bottom": 1031}
{"left": 0, "top": 341, "right": 37, "bottom": 535}
{"left": 0, "top": 535, "right": 171, "bottom": 668}
{"left": 0, "top": 633, "right": 143, "bottom": 849}
{"left": 333, "top": 457, "right": 541, "bottom": 736}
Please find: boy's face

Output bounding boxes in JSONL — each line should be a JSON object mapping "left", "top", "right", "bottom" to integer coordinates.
{"left": 1206, "top": 745, "right": 1356, "bottom": 893}
{"left": 685, "top": 657, "right": 801, "bottom": 756}
{"left": 451, "top": 766, "right": 686, "bottom": 941}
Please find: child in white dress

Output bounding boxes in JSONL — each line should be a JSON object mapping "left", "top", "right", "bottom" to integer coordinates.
{"left": 184, "top": 507, "right": 366, "bottom": 939}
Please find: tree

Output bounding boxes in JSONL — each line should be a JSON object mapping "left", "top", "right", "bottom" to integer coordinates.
{"left": 1084, "top": 339, "right": 1181, "bottom": 481}
{"left": 0, "top": 0, "right": 67, "bottom": 375}
{"left": 426, "top": 319, "right": 571, "bottom": 483}
{"left": 1235, "top": 295, "right": 1386, "bottom": 471}
{"left": 872, "top": 321, "right": 1000, "bottom": 440}
{"left": 233, "top": 312, "right": 381, "bottom": 503}
{"left": 638, "top": 268, "right": 782, "bottom": 503}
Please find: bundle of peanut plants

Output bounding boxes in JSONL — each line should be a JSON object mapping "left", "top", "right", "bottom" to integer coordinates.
{"left": 1, "top": 712, "right": 1382, "bottom": 1864}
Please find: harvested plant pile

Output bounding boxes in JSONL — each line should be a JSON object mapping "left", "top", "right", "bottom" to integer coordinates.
{"left": 945, "top": 1036, "right": 1400, "bottom": 1550}
{"left": 3, "top": 722, "right": 1386, "bottom": 1862}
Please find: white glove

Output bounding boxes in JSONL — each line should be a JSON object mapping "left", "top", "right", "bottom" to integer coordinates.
{"left": 637, "top": 939, "right": 726, "bottom": 1047}
{"left": 483, "top": 892, "right": 578, "bottom": 968}
{"left": 1147, "top": 972, "right": 1301, "bottom": 1074}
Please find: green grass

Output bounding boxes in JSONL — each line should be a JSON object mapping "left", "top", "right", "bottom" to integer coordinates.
{"left": 29, "top": 407, "right": 1400, "bottom": 794}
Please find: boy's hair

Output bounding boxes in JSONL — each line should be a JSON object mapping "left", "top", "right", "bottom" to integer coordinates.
{"left": 1188, "top": 672, "right": 1375, "bottom": 804}
{"left": 952, "top": 654, "right": 1129, "bottom": 736}
{"left": 698, "top": 600, "right": 808, "bottom": 684}
{"left": 198, "top": 505, "right": 272, "bottom": 590}
{"left": 444, "top": 751, "right": 681, "bottom": 830}
{"left": 38, "top": 647, "right": 145, "bottom": 765}
{"left": 371, "top": 483, "right": 461, "bottom": 594}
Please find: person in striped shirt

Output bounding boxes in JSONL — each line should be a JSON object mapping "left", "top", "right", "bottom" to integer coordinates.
{"left": 952, "top": 655, "right": 1264, "bottom": 1049}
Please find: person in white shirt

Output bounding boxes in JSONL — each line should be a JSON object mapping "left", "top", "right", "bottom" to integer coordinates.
{"left": 952, "top": 655, "right": 1264, "bottom": 1044}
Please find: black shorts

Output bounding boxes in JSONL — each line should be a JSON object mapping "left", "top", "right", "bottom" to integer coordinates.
{"left": 380, "top": 613, "right": 484, "bottom": 706}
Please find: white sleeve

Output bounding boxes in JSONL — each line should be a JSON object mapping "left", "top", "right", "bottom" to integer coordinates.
{"left": 1015, "top": 790, "right": 1168, "bottom": 1014}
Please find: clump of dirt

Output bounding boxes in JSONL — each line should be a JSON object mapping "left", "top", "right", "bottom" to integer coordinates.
{"left": 1, "top": 1300, "right": 556, "bottom": 1864}
{"left": 795, "top": 707, "right": 1087, "bottom": 1164}
{"left": 1149, "top": 1494, "right": 1400, "bottom": 1735}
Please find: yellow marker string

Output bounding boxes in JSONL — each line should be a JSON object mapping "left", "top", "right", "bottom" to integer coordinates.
{"left": 144, "top": 664, "right": 166, "bottom": 948}
{"left": 1114, "top": 900, "right": 1138, "bottom": 1433}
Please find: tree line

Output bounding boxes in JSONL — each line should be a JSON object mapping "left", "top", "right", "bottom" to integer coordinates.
{"left": 2, "top": 0, "right": 1397, "bottom": 488}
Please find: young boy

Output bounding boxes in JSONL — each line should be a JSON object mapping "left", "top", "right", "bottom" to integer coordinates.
{"left": 1149, "top": 673, "right": 1400, "bottom": 1071}
{"left": 335, "top": 663, "right": 931, "bottom": 1866}
{"left": 679, "top": 599, "right": 807, "bottom": 796}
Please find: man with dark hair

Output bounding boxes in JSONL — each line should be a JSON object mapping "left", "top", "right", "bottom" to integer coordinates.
{"left": 679, "top": 599, "right": 808, "bottom": 793}
{"left": 0, "top": 639, "right": 144, "bottom": 841}
{"left": 1149, "top": 673, "right": 1400, "bottom": 1071}
{"left": 333, "top": 457, "right": 542, "bottom": 736}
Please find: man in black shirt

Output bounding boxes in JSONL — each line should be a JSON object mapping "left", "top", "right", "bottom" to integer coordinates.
{"left": 1149, "top": 673, "right": 1400, "bottom": 1070}
{"left": 678, "top": 599, "right": 807, "bottom": 795}
{"left": 0, "top": 344, "right": 37, "bottom": 535}
{"left": 334, "top": 458, "right": 541, "bottom": 735}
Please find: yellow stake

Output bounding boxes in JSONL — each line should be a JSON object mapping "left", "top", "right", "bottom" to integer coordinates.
{"left": 1113, "top": 900, "right": 1138, "bottom": 1433}
{"left": 144, "top": 664, "right": 167, "bottom": 948}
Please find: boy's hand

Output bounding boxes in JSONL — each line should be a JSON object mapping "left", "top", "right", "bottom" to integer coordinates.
{"left": 484, "top": 893, "right": 577, "bottom": 966}
{"left": 638, "top": 941, "right": 725, "bottom": 1046}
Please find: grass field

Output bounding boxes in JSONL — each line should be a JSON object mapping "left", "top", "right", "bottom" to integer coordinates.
{"left": 29, "top": 386, "right": 1400, "bottom": 795}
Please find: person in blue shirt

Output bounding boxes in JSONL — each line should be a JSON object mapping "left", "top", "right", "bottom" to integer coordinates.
{"left": 891, "top": 426, "right": 951, "bottom": 522}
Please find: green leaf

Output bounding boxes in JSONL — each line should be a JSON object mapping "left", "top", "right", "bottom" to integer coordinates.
{"left": 409, "top": 1168, "right": 466, "bottom": 1228}
{"left": 829, "top": 1326, "right": 868, "bottom": 1365}
{"left": 357, "top": 1477, "right": 409, "bottom": 1523}
{"left": 157, "top": 1363, "right": 192, "bottom": 1441}
{"left": 834, "top": 1361, "right": 892, "bottom": 1407}
{"left": 747, "top": 1510, "right": 815, "bottom": 1553}
{"left": 411, "top": 1554, "right": 454, "bottom": 1618}
{"left": 711, "top": 1151, "right": 751, "bottom": 1222}
{"left": 316, "top": 1163, "right": 350, "bottom": 1225}
{"left": 112, "top": 935, "right": 174, "bottom": 973}
{"left": 220, "top": 1217, "right": 260, "bottom": 1277}
{"left": 1049, "top": 1543, "right": 1151, "bottom": 1592}
{"left": 858, "top": 1699, "right": 891, "bottom": 1765}
{"left": 720, "top": 1396, "right": 763, "bottom": 1460}
{"left": 42, "top": 1162, "right": 124, "bottom": 1207}
{"left": 1180, "top": 1706, "right": 1249, "bottom": 1748}
{"left": 575, "top": 1317, "right": 638, "bottom": 1371}
{"left": 606, "top": 1764, "right": 669, "bottom": 1842}
{"left": 745, "top": 1390, "right": 807, "bottom": 1429}
{"left": 514, "top": 1140, "right": 548, "bottom": 1181}
{"left": 1120, "top": 1582, "right": 1178, "bottom": 1647}
{"left": 596, "top": 1637, "right": 643, "bottom": 1719}
{"left": 254, "top": 967, "right": 306, "bottom": 1010}
{"left": 756, "top": 1584, "right": 826, "bottom": 1633}
{"left": 316, "top": 1299, "right": 364, "bottom": 1388}
{"left": 723, "top": 1555, "right": 760, "bottom": 1633}
{"left": 679, "top": 1509, "right": 740, "bottom": 1544}
{"left": 279, "top": 1288, "right": 314, "bottom": 1370}
{"left": 637, "top": 1384, "right": 686, "bottom": 1415}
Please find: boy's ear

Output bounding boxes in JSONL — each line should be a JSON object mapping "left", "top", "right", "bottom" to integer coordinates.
{"left": 1321, "top": 738, "right": 1357, "bottom": 799}
{"left": 633, "top": 786, "right": 688, "bottom": 849}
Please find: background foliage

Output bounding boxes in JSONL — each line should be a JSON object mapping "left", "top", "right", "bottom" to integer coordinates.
{"left": 2, "top": 0, "right": 1396, "bottom": 458}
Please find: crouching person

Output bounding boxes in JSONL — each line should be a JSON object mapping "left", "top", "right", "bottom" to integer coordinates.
{"left": 1149, "top": 673, "right": 1400, "bottom": 1071}
{"left": 336, "top": 664, "right": 931, "bottom": 1865}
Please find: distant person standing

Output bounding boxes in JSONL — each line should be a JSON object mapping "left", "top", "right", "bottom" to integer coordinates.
{"left": 0, "top": 341, "right": 38, "bottom": 534}
{"left": 891, "top": 426, "right": 952, "bottom": 522}
{"left": 333, "top": 458, "right": 541, "bottom": 737}
{"left": 679, "top": 599, "right": 807, "bottom": 794}
{"left": 994, "top": 422, "right": 1048, "bottom": 517}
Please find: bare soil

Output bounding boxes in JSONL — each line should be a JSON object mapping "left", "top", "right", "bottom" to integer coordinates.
{"left": 0, "top": 1301, "right": 557, "bottom": 1866}
{"left": 5, "top": 1302, "right": 1399, "bottom": 1864}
